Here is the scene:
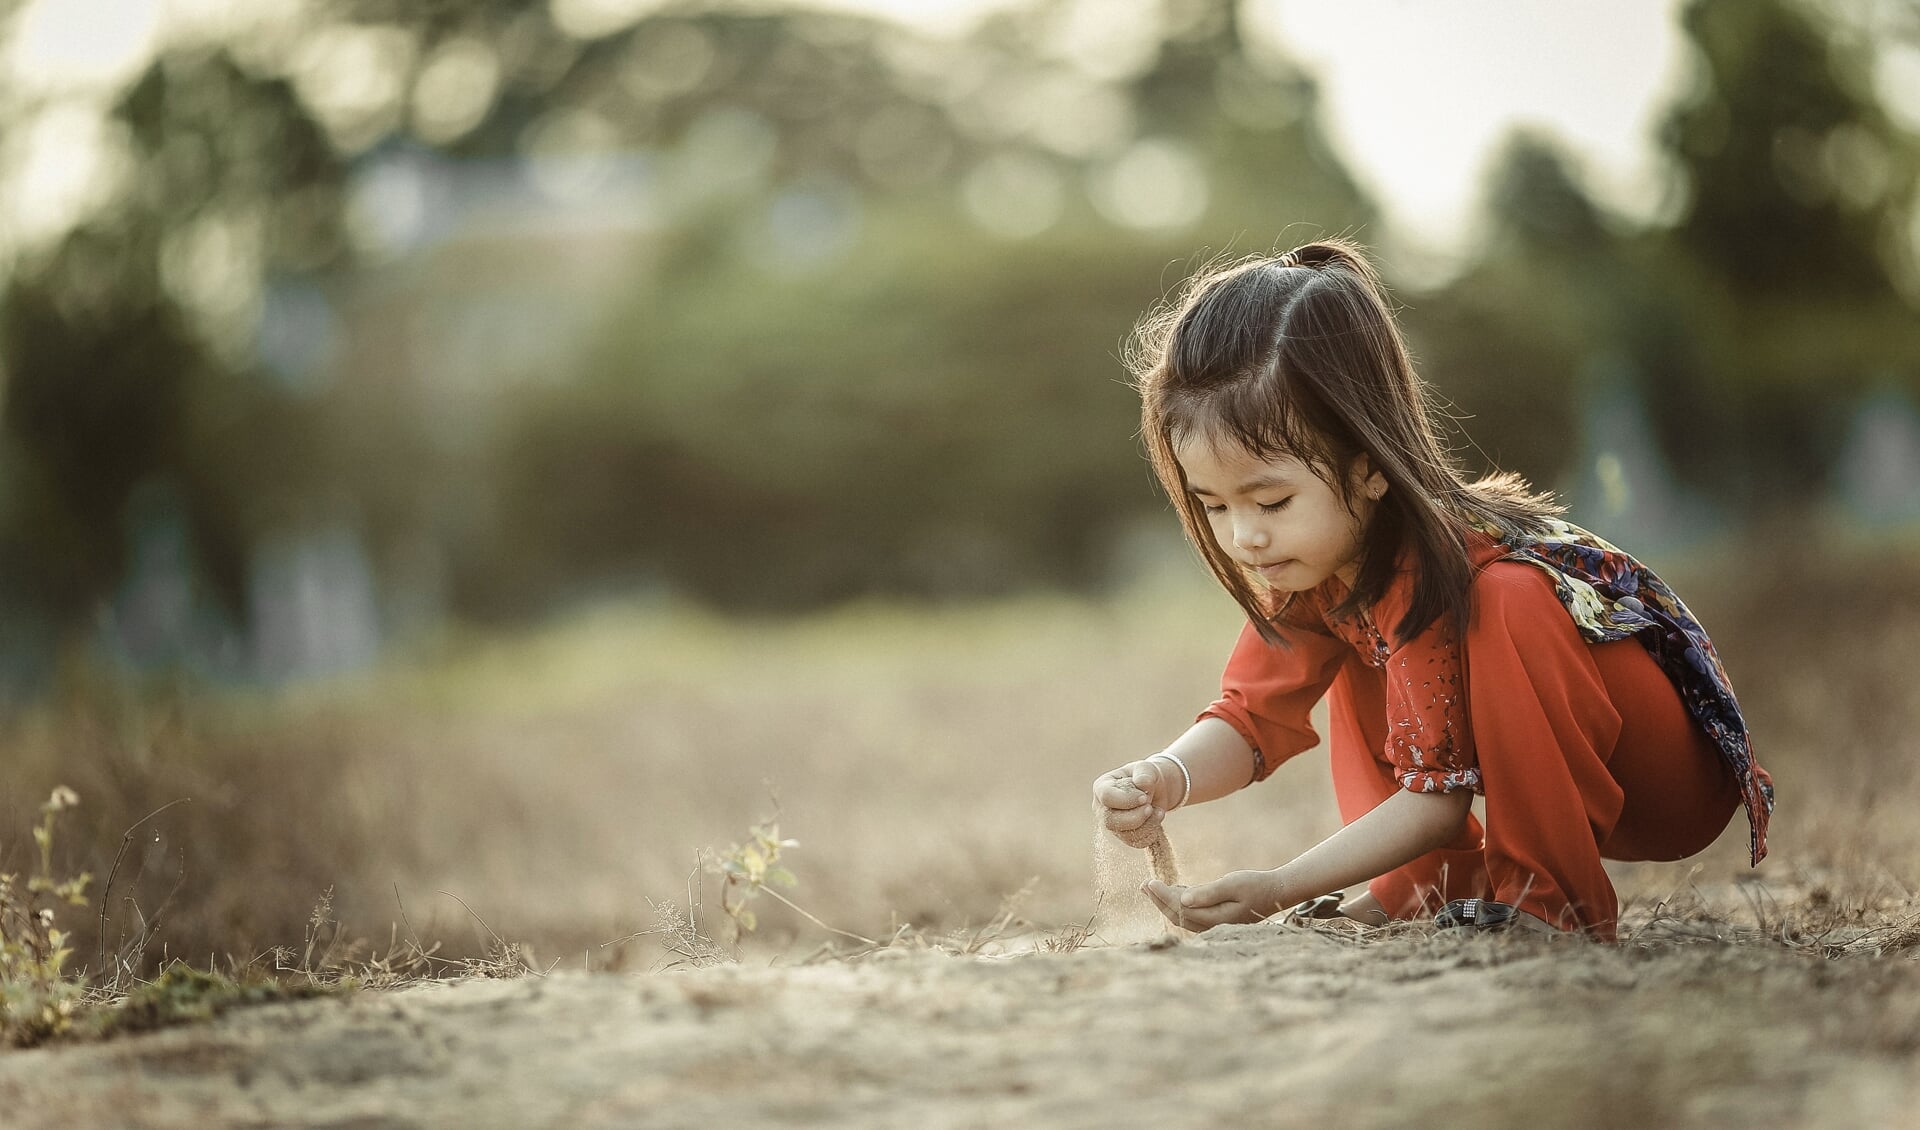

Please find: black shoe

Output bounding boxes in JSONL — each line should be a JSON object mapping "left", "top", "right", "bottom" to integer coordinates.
{"left": 1434, "top": 898, "right": 1520, "bottom": 930}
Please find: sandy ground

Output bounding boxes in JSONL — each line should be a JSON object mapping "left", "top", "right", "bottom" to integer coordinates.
{"left": 2, "top": 918, "right": 1917, "bottom": 1130}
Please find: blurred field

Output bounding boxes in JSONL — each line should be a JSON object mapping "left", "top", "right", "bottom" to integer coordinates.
{"left": 3, "top": 524, "right": 1920, "bottom": 1127}
{"left": 1, "top": 523, "right": 1919, "bottom": 1128}
{"left": 5, "top": 520, "right": 1919, "bottom": 977}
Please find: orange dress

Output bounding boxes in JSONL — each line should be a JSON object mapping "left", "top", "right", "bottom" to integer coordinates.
{"left": 1199, "top": 525, "right": 1768, "bottom": 940}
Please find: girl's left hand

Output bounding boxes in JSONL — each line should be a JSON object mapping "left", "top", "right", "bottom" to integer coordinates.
{"left": 1142, "top": 870, "right": 1290, "bottom": 931}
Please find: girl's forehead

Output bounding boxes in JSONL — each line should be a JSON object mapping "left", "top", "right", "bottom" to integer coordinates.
{"left": 1173, "top": 440, "right": 1341, "bottom": 499}
{"left": 1174, "top": 435, "right": 1311, "bottom": 478}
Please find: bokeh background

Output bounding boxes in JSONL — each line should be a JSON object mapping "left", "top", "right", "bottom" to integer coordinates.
{"left": 2, "top": 0, "right": 1918, "bottom": 973}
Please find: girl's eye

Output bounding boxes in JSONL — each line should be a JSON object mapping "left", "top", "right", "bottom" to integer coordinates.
{"left": 1260, "top": 498, "right": 1293, "bottom": 513}
{"left": 1203, "top": 503, "right": 1227, "bottom": 515}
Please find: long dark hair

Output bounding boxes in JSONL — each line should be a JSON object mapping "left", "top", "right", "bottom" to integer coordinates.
{"left": 1128, "top": 237, "right": 1562, "bottom": 645}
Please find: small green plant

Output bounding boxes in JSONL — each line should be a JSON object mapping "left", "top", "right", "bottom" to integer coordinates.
{"left": 612, "top": 804, "right": 878, "bottom": 968}
{"left": 708, "top": 819, "right": 801, "bottom": 937}
{"left": 1, "top": 786, "right": 94, "bottom": 1045}
{"left": 692, "top": 807, "right": 877, "bottom": 954}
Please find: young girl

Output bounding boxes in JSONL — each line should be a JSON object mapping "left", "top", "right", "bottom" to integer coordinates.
{"left": 1092, "top": 238, "right": 1773, "bottom": 941}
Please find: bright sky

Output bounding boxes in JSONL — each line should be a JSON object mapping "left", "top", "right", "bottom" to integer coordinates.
{"left": 815, "top": 0, "right": 1694, "bottom": 259}
{"left": 1254, "top": 0, "right": 1690, "bottom": 246}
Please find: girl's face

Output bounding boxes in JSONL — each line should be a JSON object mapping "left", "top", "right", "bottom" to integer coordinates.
{"left": 1174, "top": 436, "right": 1387, "bottom": 593}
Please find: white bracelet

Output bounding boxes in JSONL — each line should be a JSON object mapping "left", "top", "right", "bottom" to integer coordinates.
{"left": 1147, "top": 751, "right": 1192, "bottom": 809}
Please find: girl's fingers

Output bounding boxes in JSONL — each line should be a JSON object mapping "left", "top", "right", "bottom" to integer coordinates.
{"left": 1143, "top": 881, "right": 1250, "bottom": 930}
{"left": 1181, "top": 870, "right": 1271, "bottom": 910}
{"left": 1142, "top": 880, "right": 1184, "bottom": 917}
{"left": 1180, "top": 878, "right": 1227, "bottom": 908}
{"left": 1181, "top": 902, "right": 1249, "bottom": 930}
{"left": 1094, "top": 772, "right": 1150, "bottom": 810}
{"left": 1105, "top": 809, "right": 1159, "bottom": 844}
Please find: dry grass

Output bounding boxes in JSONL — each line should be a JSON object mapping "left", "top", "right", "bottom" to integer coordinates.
{"left": 2, "top": 521, "right": 1917, "bottom": 988}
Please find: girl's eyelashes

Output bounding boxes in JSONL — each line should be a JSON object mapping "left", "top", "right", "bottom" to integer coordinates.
{"left": 1200, "top": 499, "right": 1292, "bottom": 514}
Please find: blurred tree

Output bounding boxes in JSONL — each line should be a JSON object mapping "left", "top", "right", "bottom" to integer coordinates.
{"left": 0, "top": 227, "right": 202, "bottom": 623}
{"left": 1664, "top": 0, "right": 1911, "bottom": 299}
{"left": 0, "top": 0, "right": 1379, "bottom": 667}
{"left": 1420, "top": 0, "right": 1920, "bottom": 514}
{"left": 0, "top": 46, "right": 362, "bottom": 668}
{"left": 8, "top": 0, "right": 1908, "bottom": 677}
{"left": 1656, "top": 0, "right": 1920, "bottom": 502}
{"left": 486, "top": 0, "right": 1381, "bottom": 611}
{"left": 1397, "top": 131, "right": 1614, "bottom": 490}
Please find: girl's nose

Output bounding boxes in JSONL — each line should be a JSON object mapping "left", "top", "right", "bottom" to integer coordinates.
{"left": 1233, "top": 521, "right": 1269, "bottom": 550}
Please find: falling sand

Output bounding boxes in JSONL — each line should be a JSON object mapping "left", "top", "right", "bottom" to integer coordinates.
{"left": 1091, "top": 780, "right": 1184, "bottom": 943}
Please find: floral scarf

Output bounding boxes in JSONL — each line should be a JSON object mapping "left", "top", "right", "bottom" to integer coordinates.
{"left": 1479, "top": 517, "right": 1774, "bottom": 866}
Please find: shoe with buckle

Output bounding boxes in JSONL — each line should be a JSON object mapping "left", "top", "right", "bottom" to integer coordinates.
{"left": 1433, "top": 898, "right": 1520, "bottom": 931}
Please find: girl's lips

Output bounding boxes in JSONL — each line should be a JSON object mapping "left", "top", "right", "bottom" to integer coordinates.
{"left": 1253, "top": 560, "right": 1295, "bottom": 576}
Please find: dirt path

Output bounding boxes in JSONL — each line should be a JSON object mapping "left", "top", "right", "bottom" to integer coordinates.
{"left": 2, "top": 924, "right": 1917, "bottom": 1129}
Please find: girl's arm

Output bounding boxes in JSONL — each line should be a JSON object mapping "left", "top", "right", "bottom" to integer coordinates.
{"left": 1144, "top": 788, "right": 1473, "bottom": 929}
{"left": 1155, "top": 716, "right": 1263, "bottom": 805}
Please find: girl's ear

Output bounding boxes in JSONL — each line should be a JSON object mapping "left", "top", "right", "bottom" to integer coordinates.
{"left": 1351, "top": 454, "right": 1388, "bottom": 501}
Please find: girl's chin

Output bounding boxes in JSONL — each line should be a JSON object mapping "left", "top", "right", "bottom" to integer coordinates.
{"left": 1249, "top": 565, "right": 1320, "bottom": 593}
{"left": 1261, "top": 581, "right": 1316, "bottom": 595}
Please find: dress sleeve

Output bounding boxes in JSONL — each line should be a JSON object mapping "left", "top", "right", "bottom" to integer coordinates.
{"left": 1197, "top": 611, "right": 1349, "bottom": 784}
{"left": 1379, "top": 609, "right": 1480, "bottom": 794}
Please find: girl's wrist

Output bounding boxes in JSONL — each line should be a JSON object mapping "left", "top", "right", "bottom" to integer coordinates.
{"left": 1146, "top": 751, "right": 1192, "bottom": 809}
{"left": 1264, "top": 864, "right": 1303, "bottom": 918}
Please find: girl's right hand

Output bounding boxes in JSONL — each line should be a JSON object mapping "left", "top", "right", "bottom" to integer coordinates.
{"left": 1091, "top": 760, "right": 1180, "bottom": 847}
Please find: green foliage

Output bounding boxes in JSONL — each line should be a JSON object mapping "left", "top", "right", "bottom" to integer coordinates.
{"left": 469, "top": 2, "right": 1375, "bottom": 614}
{"left": 1648, "top": 0, "right": 1920, "bottom": 499}
{"left": 1661, "top": 0, "right": 1915, "bottom": 303}
{"left": 0, "top": 0, "right": 1378, "bottom": 646}
{"left": 0, "top": 787, "right": 93, "bottom": 1046}
{"left": 94, "top": 963, "right": 337, "bottom": 1041}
